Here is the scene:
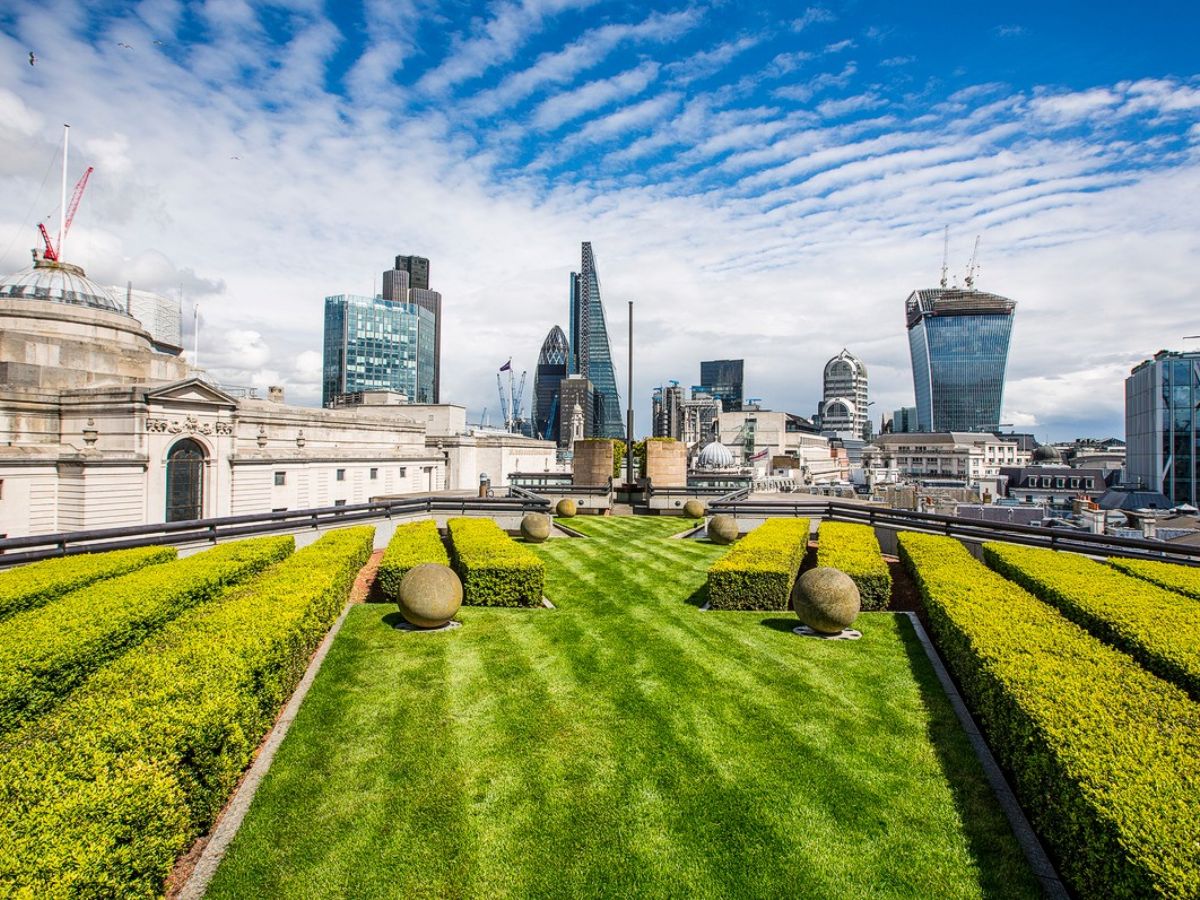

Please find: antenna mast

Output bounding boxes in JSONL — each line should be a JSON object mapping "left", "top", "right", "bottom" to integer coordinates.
{"left": 964, "top": 234, "right": 981, "bottom": 290}
{"left": 939, "top": 225, "right": 949, "bottom": 289}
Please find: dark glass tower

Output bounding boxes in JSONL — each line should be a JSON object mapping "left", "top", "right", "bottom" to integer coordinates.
{"left": 568, "top": 242, "right": 623, "bottom": 439}
{"left": 905, "top": 288, "right": 1016, "bottom": 432}
{"left": 533, "top": 325, "right": 569, "bottom": 443}
{"left": 383, "top": 255, "right": 441, "bottom": 402}
{"left": 700, "top": 359, "right": 744, "bottom": 412}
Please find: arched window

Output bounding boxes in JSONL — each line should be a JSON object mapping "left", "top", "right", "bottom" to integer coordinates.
{"left": 166, "top": 438, "right": 206, "bottom": 522}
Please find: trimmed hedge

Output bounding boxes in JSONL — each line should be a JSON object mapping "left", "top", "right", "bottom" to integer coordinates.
{"left": 0, "top": 535, "right": 293, "bottom": 736}
{"left": 898, "top": 532, "right": 1200, "bottom": 899}
{"left": 447, "top": 517, "right": 544, "bottom": 606}
{"left": 1109, "top": 555, "right": 1200, "bottom": 601}
{"left": 376, "top": 520, "right": 451, "bottom": 601}
{"left": 0, "top": 546, "right": 177, "bottom": 622}
{"left": 0, "top": 526, "right": 373, "bottom": 898}
{"left": 983, "top": 542, "right": 1200, "bottom": 701}
{"left": 707, "top": 518, "right": 809, "bottom": 610}
{"left": 816, "top": 521, "right": 891, "bottom": 610}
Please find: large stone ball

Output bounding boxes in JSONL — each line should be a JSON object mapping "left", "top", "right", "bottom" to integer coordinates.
{"left": 521, "top": 512, "right": 551, "bottom": 543}
{"left": 707, "top": 514, "right": 740, "bottom": 545}
{"left": 683, "top": 499, "right": 705, "bottom": 519}
{"left": 794, "top": 567, "right": 861, "bottom": 634}
{"left": 398, "top": 563, "right": 462, "bottom": 629}
{"left": 556, "top": 498, "right": 577, "bottom": 518}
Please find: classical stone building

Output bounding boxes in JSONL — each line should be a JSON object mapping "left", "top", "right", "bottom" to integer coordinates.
{"left": 0, "top": 256, "right": 553, "bottom": 539}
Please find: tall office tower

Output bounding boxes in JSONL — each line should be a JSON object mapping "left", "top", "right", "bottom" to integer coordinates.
{"left": 819, "top": 349, "right": 869, "bottom": 438}
{"left": 699, "top": 359, "right": 744, "bottom": 412}
{"left": 321, "top": 293, "right": 435, "bottom": 406}
{"left": 652, "top": 382, "right": 684, "bottom": 438}
{"left": 681, "top": 389, "right": 721, "bottom": 446}
{"left": 1126, "top": 350, "right": 1200, "bottom": 506}
{"left": 533, "top": 325, "right": 569, "bottom": 443}
{"left": 383, "top": 255, "right": 441, "bottom": 402}
{"left": 568, "top": 242, "right": 623, "bottom": 439}
{"left": 557, "top": 374, "right": 593, "bottom": 448}
{"left": 905, "top": 287, "right": 1016, "bottom": 432}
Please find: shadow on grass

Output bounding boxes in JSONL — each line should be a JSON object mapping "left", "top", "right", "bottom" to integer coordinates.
{"left": 684, "top": 583, "right": 709, "bottom": 608}
{"left": 895, "top": 615, "right": 1038, "bottom": 898}
{"left": 759, "top": 616, "right": 797, "bottom": 633}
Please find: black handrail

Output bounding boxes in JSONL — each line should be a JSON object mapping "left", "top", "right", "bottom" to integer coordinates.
{"left": 0, "top": 492, "right": 551, "bottom": 567}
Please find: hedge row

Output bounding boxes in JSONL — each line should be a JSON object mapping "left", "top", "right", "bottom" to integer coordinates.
{"left": 0, "top": 546, "right": 176, "bottom": 622}
{"left": 707, "top": 518, "right": 810, "bottom": 610}
{"left": 898, "top": 532, "right": 1200, "bottom": 899}
{"left": 447, "top": 517, "right": 544, "bottom": 606}
{"left": 376, "top": 520, "right": 450, "bottom": 601}
{"left": 0, "top": 535, "right": 293, "bottom": 736}
{"left": 815, "top": 521, "right": 891, "bottom": 610}
{"left": 0, "top": 526, "right": 373, "bottom": 898}
{"left": 1109, "top": 555, "right": 1200, "bottom": 601}
{"left": 982, "top": 542, "right": 1200, "bottom": 701}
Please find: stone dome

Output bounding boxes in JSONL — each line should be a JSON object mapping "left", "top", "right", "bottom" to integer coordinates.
{"left": 1031, "top": 444, "right": 1061, "bottom": 463}
{"left": 0, "top": 257, "right": 125, "bottom": 314}
{"left": 697, "top": 440, "right": 735, "bottom": 469}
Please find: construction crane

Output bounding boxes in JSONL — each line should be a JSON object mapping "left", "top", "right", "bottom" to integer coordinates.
{"left": 38, "top": 165, "right": 93, "bottom": 262}
{"left": 511, "top": 370, "right": 528, "bottom": 426}
{"left": 495, "top": 373, "right": 511, "bottom": 431}
{"left": 964, "top": 234, "right": 981, "bottom": 290}
{"left": 939, "top": 225, "right": 949, "bottom": 289}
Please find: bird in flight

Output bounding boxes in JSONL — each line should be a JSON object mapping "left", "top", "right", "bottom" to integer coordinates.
{"left": 118, "top": 42, "right": 133, "bottom": 50}
{"left": 154, "top": 40, "right": 165, "bottom": 46}
{"left": 230, "top": 155, "right": 241, "bottom": 160}
{"left": 28, "top": 51, "right": 36, "bottom": 66}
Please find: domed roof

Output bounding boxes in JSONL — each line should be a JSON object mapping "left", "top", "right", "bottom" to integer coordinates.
{"left": 0, "top": 257, "right": 125, "bottom": 313}
{"left": 697, "top": 440, "right": 735, "bottom": 469}
{"left": 1032, "top": 444, "right": 1061, "bottom": 463}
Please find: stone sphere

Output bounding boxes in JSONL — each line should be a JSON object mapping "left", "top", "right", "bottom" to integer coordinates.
{"left": 707, "top": 514, "right": 740, "bottom": 545}
{"left": 556, "top": 498, "right": 577, "bottom": 518}
{"left": 794, "top": 567, "right": 861, "bottom": 634}
{"left": 521, "top": 512, "right": 551, "bottom": 543}
{"left": 397, "top": 563, "right": 463, "bottom": 629}
{"left": 683, "top": 499, "right": 705, "bottom": 519}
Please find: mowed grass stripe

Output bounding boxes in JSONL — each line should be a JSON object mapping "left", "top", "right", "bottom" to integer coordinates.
{"left": 211, "top": 517, "right": 1037, "bottom": 899}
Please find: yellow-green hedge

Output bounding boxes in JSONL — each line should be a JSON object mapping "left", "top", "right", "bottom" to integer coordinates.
{"left": 0, "top": 526, "right": 373, "bottom": 898}
{"left": 0, "top": 535, "right": 293, "bottom": 736}
{"left": 707, "top": 518, "right": 809, "bottom": 610}
{"left": 899, "top": 531, "right": 1200, "bottom": 899}
{"left": 1109, "top": 556, "right": 1200, "bottom": 602}
{"left": 816, "top": 521, "right": 891, "bottom": 610}
{"left": 983, "top": 542, "right": 1200, "bottom": 701}
{"left": 376, "top": 520, "right": 450, "bottom": 601}
{"left": 448, "top": 517, "right": 544, "bottom": 606}
{"left": 0, "top": 546, "right": 176, "bottom": 622}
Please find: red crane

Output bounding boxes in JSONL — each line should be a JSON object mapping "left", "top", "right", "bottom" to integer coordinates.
{"left": 38, "top": 165, "right": 94, "bottom": 262}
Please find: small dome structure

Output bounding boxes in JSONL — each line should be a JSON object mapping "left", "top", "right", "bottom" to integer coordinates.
{"left": 1031, "top": 444, "right": 1062, "bottom": 464}
{"left": 0, "top": 257, "right": 125, "bottom": 314}
{"left": 697, "top": 440, "right": 735, "bottom": 469}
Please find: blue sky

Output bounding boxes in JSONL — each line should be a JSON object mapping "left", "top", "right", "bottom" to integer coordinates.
{"left": 1, "top": 0, "right": 1198, "bottom": 439}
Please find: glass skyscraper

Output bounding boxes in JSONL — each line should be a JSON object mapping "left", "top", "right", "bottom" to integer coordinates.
{"left": 383, "top": 255, "right": 441, "bottom": 402}
{"left": 533, "top": 325, "right": 569, "bottom": 444}
{"left": 905, "top": 288, "right": 1016, "bottom": 432}
{"left": 700, "top": 359, "right": 744, "bottom": 412}
{"left": 1126, "top": 350, "right": 1200, "bottom": 506}
{"left": 321, "top": 293, "right": 436, "bottom": 406}
{"left": 568, "top": 242, "right": 623, "bottom": 439}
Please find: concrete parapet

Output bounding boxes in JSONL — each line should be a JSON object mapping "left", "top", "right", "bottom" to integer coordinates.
{"left": 573, "top": 439, "right": 613, "bottom": 487}
{"left": 644, "top": 439, "right": 686, "bottom": 487}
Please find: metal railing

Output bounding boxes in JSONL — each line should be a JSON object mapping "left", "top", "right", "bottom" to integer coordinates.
{"left": 706, "top": 496, "right": 1200, "bottom": 565}
{"left": 0, "top": 493, "right": 551, "bottom": 568}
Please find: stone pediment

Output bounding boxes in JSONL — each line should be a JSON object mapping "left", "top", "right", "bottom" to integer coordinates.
{"left": 145, "top": 378, "right": 238, "bottom": 409}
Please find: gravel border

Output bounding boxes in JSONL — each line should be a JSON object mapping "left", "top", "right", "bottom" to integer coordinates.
{"left": 176, "top": 599, "right": 355, "bottom": 899}
{"left": 900, "top": 611, "right": 1069, "bottom": 899}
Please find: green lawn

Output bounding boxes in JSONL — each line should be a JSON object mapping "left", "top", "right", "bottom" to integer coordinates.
{"left": 208, "top": 516, "right": 1036, "bottom": 899}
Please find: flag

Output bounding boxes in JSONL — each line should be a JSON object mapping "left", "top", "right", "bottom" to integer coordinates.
{"left": 750, "top": 448, "right": 769, "bottom": 461}
{"left": 499, "top": 359, "right": 511, "bottom": 372}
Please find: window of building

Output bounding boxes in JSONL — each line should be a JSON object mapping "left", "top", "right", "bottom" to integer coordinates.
{"left": 399, "top": 467, "right": 407, "bottom": 477}
{"left": 370, "top": 468, "right": 378, "bottom": 480}
{"left": 274, "top": 471, "right": 286, "bottom": 486}
{"left": 272, "top": 507, "right": 287, "bottom": 513}
{"left": 334, "top": 499, "right": 347, "bottom": 507}
{"left": 336, "top": 469, "right": 346, "bottom": 481}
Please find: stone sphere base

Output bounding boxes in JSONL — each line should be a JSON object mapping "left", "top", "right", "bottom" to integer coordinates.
{"left": 395, "top": 619, "right": 463, "bottom": 633}
{"left": 793, "top": 625, "right": 862, "bottom": 641}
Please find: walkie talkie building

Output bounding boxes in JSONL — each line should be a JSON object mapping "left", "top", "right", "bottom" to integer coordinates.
{"left": 906, "top": 288, "right": 1016, "bottom": 433}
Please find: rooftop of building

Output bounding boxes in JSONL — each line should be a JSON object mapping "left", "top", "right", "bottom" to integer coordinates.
{"left": 0, "top": 256, "right": 126, "bottom": 314}
{"left": 905, "top": 287, "right": 1016, "bottom": 327}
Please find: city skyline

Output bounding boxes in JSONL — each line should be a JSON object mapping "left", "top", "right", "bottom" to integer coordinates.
{"left": 0, "top": 2, "right": 1198, "bottom": 440}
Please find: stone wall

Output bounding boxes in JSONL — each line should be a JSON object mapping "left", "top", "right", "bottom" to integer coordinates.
{"left": 644, "top": 439, "right": 686, "bottom": 487}
{"left": 572, "top": 439, "right": 613, "bottom": 487}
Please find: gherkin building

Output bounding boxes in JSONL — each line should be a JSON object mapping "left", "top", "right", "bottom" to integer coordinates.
{"left": 533, "top": 325, "right": 569, "bottom": 443}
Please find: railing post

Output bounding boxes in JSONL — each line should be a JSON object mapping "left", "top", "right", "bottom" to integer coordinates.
{"left": 208, "top": 523, "right": 217, "bottom": 544}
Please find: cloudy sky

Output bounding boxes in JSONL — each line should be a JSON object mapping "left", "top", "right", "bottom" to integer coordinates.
{"left": 1, "top": 0, "right": 1197, "bottom": 440}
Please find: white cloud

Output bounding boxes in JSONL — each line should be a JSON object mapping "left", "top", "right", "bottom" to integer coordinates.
{"left": 531, "top": 62, "right": 659, "bottom": 131}
{"left": 774, "top": 61, "right": 858, "bottom": 102}
{"left": 792, "top": 7, "right": 836, "bottom": 32}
